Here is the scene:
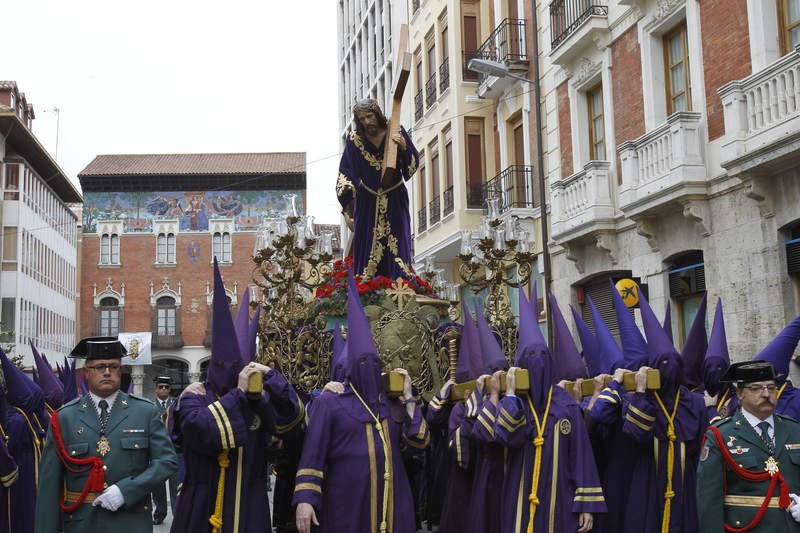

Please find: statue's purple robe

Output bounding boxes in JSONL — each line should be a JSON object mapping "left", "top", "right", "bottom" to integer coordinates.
{"left": 588, "top": 380, "right": 652, "bottom": 533}
{"left": 621, "top": 387, "right": 706, "bottom": 533}
{"left": 292, "top": 387, "right": 429, "bottom": 533}
{"left": 336, "top": 128, "right": 419, "bottom": 279}
{"left": 426, "top": 391, "right": 473, "bottom": 533}
{"left": 494, "top": 386, "right": 607, "bottom": 532}
{"left": 170, "top": 370, "right": 304, "bottom": 533}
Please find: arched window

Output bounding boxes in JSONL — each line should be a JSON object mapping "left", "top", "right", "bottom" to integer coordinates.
{"left": 213, "top": 232, "right": 232, "bottom": 263}
{"left": 100, "top": 233, "right": 120, "bottom": 265}
{"left": 156, "top": 296, "right": 177, "bottom": 336}
{"left": 98, "top": 296, "right": 121, "bottom": 337}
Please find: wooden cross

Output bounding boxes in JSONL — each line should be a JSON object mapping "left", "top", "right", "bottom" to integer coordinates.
{"left": 380, "top": 23, "right": 411, "bottom": 188}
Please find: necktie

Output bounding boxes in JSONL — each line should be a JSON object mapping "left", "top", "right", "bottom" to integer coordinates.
{"left": 757, "top": 421, "right": 774, "bottom": 455}
{"left": 162, "top": 400, "right": 166, "bottom": 409}
{"left": 99, "top": 399, "right": 109, "bottom": 426}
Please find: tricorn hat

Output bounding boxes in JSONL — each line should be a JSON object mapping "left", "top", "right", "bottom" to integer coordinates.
{"left": 70, "top": 337, "right": 126, "bottom": 360}
{"left": 154, "top": 376, "right": 173, "bottom": 385}
{"left": 721, "top": 361, "right": 777, "bottom": 384}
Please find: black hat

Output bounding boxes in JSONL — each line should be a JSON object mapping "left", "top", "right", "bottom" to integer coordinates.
{"left": 154, "top": 376, "right": 172, "bottom": 385}
{"left": 720, "top": 361, "right": 778, "bottom": 384}
{"left": 70, "top": 337, "right": 127, "bottom": 360}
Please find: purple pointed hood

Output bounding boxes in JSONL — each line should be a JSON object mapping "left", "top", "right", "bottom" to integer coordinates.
{"left": 475, "top": 305, "right": 508, "bottom": 373}
{"left": 571, "top": 305, "right": 598, "bottom": 372}
{"left": 62, "top": 357, "right": 78, "bottom": 402}
{"left": 206, "top": 258, "right": 244, "bottom": 396}
{"left": 31, "top": 342, "right": 63, "bottom": 409}
{"left": 639, "top": 290, "right": 683, "bottom": 395}
{"left": 581, "top": 295, "right": 624, "bottom": 376}
{"left": 754, "top": 315, "right": 800, "bottom": 382}
{"left": 345, "top": 270, "right": 385, "bottom": 413}
{"left": 680, "top": 293, "right": 708, "bottom": 390}
{"left": 610, "top": 279, "right": 649, "bottom": 369}
{"left": 234, "top": 288, "right": 252, "bottom": 364}
{"left": 329, "top": 326, "right": 348, "bottom": 382}
{"left": 549, "top": 291, "right": 587, "bottom": 381}
{"left": 0, "top": 348, "right": 45, "bottom": 421}
{"left": 456, "top": 301, "right": 482, "bottom": 382}
{"left": 663, "top": 301, "right": 673, "bottom": 343}
{"left": 514, "top": 286, "right": 553, "bottom": 406}
{"left": 703, "top": 299, "right": 730, "bottom": 395}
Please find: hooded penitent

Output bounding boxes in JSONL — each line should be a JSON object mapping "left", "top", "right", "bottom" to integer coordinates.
{"left": 475, "top": 304, "right": 509, "bottom": 374}
{"left": 206, "top": 258, "right": 244, "bottom": 396}
{"left": 702, "top": 299, "right": 730, "bottom": 396}
{"left": 638, "top": 291, "right": 683, "bottom": 398}
{"left": 754, "top": 314, "right": 800, "bottom": 384}
{"left": 516, "top": 283, "right": 554, "bottom": 407}
{"left": 31, "top": 342, "right": 63, "bottom": 411}
{"left": 576, "top": 295, "right": 624, "bottom": 376}
{"left": 548, "top": 291, "right": 587, "bottom": 382}
{"left": 329, "top": 326, "right": 348, "bottom": 382}
{"left": 0, "top": 348, "right": 45, "bottom": 425}
{"left": 345, "top": 270, "right": 385, "bottom": 416}
{"left": 62, "top": 356, "right": 79, "bottom": 403}
{"left": 610, "top": 279, "right": 649, "bottom": 370}
{"left": 455, "top": 301, "right": 483, "bottom": 383}
{"left": 680, "top": 294, "right": 708, "bottom": 391}
{"left": 234, "top": 287, "right": 252, "bottom": 364}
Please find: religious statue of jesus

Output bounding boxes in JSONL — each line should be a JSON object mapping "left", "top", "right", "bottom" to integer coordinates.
{"left": 336, "top": 99, "right": 419, "bottom": 280}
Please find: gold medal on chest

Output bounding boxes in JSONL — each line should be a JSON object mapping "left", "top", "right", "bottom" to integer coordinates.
{"left": 97, "top": 435, "right": 112, "bottom": 457}
{"left": 765, "top": 456, "right": 780, "bottom": 476}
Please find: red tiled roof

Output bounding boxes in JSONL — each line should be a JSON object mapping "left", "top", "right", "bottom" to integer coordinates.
{"left": 79, "top": 153, "right": 306, "bottom": 177}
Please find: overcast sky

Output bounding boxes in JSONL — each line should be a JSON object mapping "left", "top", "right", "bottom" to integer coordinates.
{"left": 1, "top": 0, "right": 342, "bottom": 223}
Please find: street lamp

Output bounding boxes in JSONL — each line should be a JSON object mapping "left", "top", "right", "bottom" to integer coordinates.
{"left": 467, "top": 55, "right": 553, "bottom": 346}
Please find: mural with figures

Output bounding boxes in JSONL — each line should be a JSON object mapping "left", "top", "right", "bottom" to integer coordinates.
{"left": 82, "top": 190, "right": 305, "bottom": 233}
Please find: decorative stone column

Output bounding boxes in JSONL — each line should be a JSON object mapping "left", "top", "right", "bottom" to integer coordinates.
{"left": 188, "top": 371, "right": 202, "bottom": 384}
{"left": 130, "top": 365, "right": 145, "bottom": 396}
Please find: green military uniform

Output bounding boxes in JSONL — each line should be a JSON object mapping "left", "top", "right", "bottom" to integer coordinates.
{"left": 34, "top": 391, "right": 179, "bottom": 533}
{"left": 698, "top": 409, "right": 800, "bottom": 532}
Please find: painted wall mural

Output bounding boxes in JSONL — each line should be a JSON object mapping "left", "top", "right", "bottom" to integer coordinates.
{"left": 82, "top": 190, "right": 305, "bottom": 233}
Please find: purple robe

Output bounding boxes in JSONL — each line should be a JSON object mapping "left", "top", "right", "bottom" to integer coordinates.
{"left": 427, "top": 392, "right": 474, "bottom": 533}
{"left": 775, "top": 380, "right": 800, "bottom": 420}
{"left": 171, "top": 370, "right": 304, "bottom": 533}
{"left": 4, "top": 407, "right": 38, "bottom": 533}
{"left": 495, "top": 386, "right": 607, "bottom": 532}
{"left": 292, "top": 387, "right": 429, "bottom": 533}
{"left": 588, "top": 380, "right": 653, "bottom": 533}
{"left": 621, "top": 386, "right": 706, "bottom": 533}
{"left": 465, "top": 388, "right": 505, "bottom": 533}
{"left": 336, "top": 128, "right": 419, "bottom": 279}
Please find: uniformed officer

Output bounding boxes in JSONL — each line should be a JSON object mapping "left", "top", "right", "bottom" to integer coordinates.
{"left": 34, "top": 337, "right": 178, "bottom": 533}
{"left": 150, "top": 375, "right": 177, "bottom": 525}
{"left": 697, "top": 361, "right": 800, "bottom": 531}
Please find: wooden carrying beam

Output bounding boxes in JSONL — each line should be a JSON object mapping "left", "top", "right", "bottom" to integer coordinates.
{"left": 450, "top": 370, "right": 531, "bottom": 401}
{"left": 384, "top": 371, "right": 406, "bottom": 398}
{"left": 562, "top": 369, "right": 661, "bottom": 397}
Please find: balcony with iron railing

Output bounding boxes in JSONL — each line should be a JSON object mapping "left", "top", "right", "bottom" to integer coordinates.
{"left": 718, "top": 45, "right": 800, "bottom": 175}
{"left": 425, "top": 76, "right": 437, "bottom": 109}
{"left": 551, "top": 160, "right": 615, "bottom": 243}
{"left": 617, "top": 111, "right": 707, "bottom": 219}
{"left": 549, "top": 0, "right": 609, "bottom": 67}
{"left": 481, "top": 165, "right": 537, "bottom": 216}
{"left": 414, "top": 89, "right": 424, "bottom": 122}
{"left": 470, "top": 19, "right": 529, "bottom": 98}
{"left": 412, "top": 0, "right": 420, "bottom": 15}
{"left": 429, "top": 196, "right": 441, "bottom": 225}
{"left": 417, "top": 207, "right": 427, "bottom": 233}
{"left": 462, "top": 51, "right": 479, "bottom": 82}
{"left": 443, "top": 186, "right": 454, "bottom": 216}
{"left": 439, "top": 61, "right": 450, "bottom": 93}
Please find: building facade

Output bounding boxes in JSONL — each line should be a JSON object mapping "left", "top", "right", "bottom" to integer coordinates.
{"left": 542, "top": 0, "right": 800, "bottom": 370}
{"left": 77, "top": 153, "right": 307, "bottom": 396}
{"left": 0, "top": 81, "right": 81, "bottom": 367}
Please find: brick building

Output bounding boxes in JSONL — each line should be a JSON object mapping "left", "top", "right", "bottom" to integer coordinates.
{"left": 77, "top": 153, "right": 306, "bottom": 396}
{"left": 541, "top": 0, "right": 800, "bottom": 369}
{"left": 0, "top": 81, "right": 81, "bottom": 366}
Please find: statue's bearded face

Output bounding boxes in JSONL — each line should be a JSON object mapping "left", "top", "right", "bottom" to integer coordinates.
{"left": 355, "top": 110, "right": 382, "bottom": 136}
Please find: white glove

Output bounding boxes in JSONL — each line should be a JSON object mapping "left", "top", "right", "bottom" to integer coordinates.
{"left": 790, "top": 493, "right": 800, "bottom": 523}
{"left": 92, "top": 484, "right": 125, "bottom": 512}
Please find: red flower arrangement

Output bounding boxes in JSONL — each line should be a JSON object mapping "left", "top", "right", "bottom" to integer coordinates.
{"left": 308, "top": 256, "right": 436, "bottom": 317}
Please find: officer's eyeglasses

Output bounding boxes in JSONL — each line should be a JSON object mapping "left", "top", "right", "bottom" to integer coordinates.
{"left": 743, "top": 384, "right": 778, "bottom": 394}
{"left": 85, "top": 364, "right": 121, "bottom": 373}
{"left": 157, "top": 385, "right": 171, "bottom": 389}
